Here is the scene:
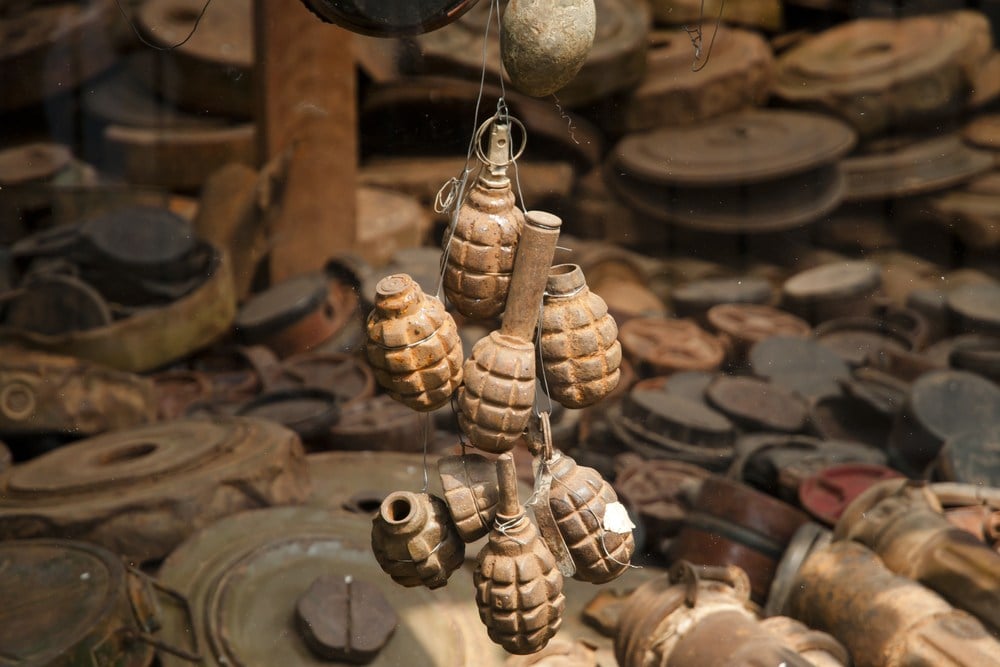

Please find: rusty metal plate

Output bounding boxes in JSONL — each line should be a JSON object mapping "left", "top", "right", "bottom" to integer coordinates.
{"left": 809, "top": 393, "right": 893, "bottom": 451}
{"left": 608, "top": 27, "right": 772, "bottom": 132}
{"left": 361, "top": 78, "right": 601, "bottom": 171}
{"left": 705, "top": 375, "right": 808, "bottom": 433}
{"left": 618, "top": 317, "right": 725, "bottom": 376}
{"left": 798, "top": 463, "right": 904, "bottom": 526}
{"left": 948, "top": 335, "right": 1000, "bottom": 385}
{"left": 328, "top": 394, "right": 434, "bottom": 452}
{"left": 614, "top": 110, "right": 855, "bottom": 186}
{"left": 156, "top": 506, "right": 507, "bottom": 667}
{"left": 672, "top": 277, "right": 774, "bottom": 322}
{"left": 706, "top": 303, "right": 811, "bottom": 360}
{"left": 133, "top": 0, "right": 252, "bottom": 117}
{"left": 0, "top": 0, "right": 117, "bottom": 111}
{"left": 815, "top": 318, "right": 913, "bottom": 368}
{"left": 302, "top": 0, "right": 479, "bottom": 35}
{"left": 622, "top": 390, "right": 735, "bottom": 449}
{"left": 890, "top": 369, "right": 1000, "bottom": 474}
{"left": 3, "top": 274, "right": 112, "bottom": 336}
{"left": 0, "top": 346, "right": 156, "bottom": 437}
{"left": 843, "top": 134, "right": 994, "bottom": 201}
{"left": 964, "top": 113, "right": 1000, "bottom": 151}
{"left": 0, "top": 539, "right": 154, "bottom": 667}
{"left": 948, "top": 283, "right": 1000, "bottom": 337}
{"left": 936, "top": 427, "right": 1000, "bottom": 487}
{"left": 782, "top": 260, "right": 882, "bottom": 324}
{"left": 613, "top": 454, "right": 710, "bottom": 548}
{"left": 0, "top": 417, "right": 311, "bottom": 562}
{"left": 608, "top": 159, "right": 846, "bottom": 233}
{"left": 0, "top": 142, "right": 72, "bottom": 185}
{"left": 235, "top": 274, "right": 332, "bottom": 353}
{"left": 0, "top": 247, "right": 236, "bottom": 373}
{"left": 749, "top": 336, "right": 850, "bottom": 400}
{"left": 773, "top": 12, "right": 991, "bottom": 137}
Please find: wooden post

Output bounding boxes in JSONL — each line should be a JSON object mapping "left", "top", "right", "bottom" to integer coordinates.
{"left": 254, "top": 0, "right": 357, "bottom": 282}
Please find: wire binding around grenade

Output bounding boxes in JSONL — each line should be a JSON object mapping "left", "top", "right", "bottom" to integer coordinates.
{"left": 474, "top": 113, "right": 528, "bottom": 167}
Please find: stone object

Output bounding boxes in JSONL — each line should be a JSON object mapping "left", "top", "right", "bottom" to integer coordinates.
{"left": 501, "top": 0, "right": 596, "bottom": 97}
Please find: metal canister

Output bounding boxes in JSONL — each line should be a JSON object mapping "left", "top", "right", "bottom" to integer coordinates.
{"left": 0, "top": 539, "right": 198, "bottom": 666}
{"left": 787, "top": 540, "right": 1000, "bottom": 667}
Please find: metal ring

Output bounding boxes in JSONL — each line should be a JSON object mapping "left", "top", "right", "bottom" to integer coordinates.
{"left": 473, "top": 113, "right": 527, "bottom": 167}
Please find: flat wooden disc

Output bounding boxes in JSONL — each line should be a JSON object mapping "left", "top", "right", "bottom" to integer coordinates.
{"left": 613, "top": 110, "right": 856, "bottom": 186}
{"left": 843, "top": 134, "right": 994, "bottom": 201}
{"left": 0, "top": 143, "right": 72, "bottom": 185}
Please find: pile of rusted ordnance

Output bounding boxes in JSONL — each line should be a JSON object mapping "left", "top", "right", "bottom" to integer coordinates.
{"left": 2, "top": 0, "right": 1000, "bottom": 665}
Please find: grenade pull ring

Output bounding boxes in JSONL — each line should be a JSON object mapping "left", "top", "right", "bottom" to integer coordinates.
{"left": 473, "top": 113, "right": 528, "bottom": 171}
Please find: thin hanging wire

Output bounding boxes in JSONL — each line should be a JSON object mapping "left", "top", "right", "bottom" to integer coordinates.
{"left": 534, "top": 302, "right": 556, "bottom": 418}
{"left": 436, "top": 0, "right": 505, "bottom": 300}
{"left": 114, "top": 0, "right": 214, "bottom": 51}
{"left": 684, "top": 0, "right": 726, "bottom": 71}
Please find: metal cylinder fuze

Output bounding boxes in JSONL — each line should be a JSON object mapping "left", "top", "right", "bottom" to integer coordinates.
{"left": 835, "top": 478, "right": 1000, "bottom": 637}
{"left": 459, "top": 211, "right": 562, "bottom": 453}
{"left": 787, "top": 541, "right": 1000, "bottom": 667}
{"left": 614, "top": 562, "right": 848, "bottom": 667}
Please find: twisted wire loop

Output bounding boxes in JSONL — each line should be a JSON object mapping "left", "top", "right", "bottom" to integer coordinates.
{"left": 494, "top": 514, "right": 530, "bottom": 545}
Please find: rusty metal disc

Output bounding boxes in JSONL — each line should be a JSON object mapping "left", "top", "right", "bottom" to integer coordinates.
{"left": 842, "top": 134, "right": 994, "bottom": 201}
{"left": 0, "top": 539, "right": 156, "bottom": 667}
{"left": 3, "top": 274, "right": 113, "bottom": 336}
{"left": 618, "top": 317, "right": 725, "bottom": 376}
{"left": 782, "top": 260, "right": 882, "bottom": 324}
{"left": 361, "top": 78, "right": 601, "bottom": 172}
{"left": 705, "top": 375, "right": 808, "bottom": 433}
{"left": 0, "top": 142, "right": 72, "bottom": 185}
{"left": 672, "top": 277, "right": 774, "bottom": 321}
{"left": 0, "top": 417, "right": 311, "bottom": 562}
{"left": 235, "top": 274, "right": 333, "bottom": 354}
{"left": 621, "top": 390, "right": 736, "bottom": 449}
{"left": 156, "top": 506, "right": 506, "bottom": 667}
{"left": 814, "top": 316, "right": 914, "bottom": 368}
{"left": 81, "top": 205, "right": 198, "bottom": 271}
{"left": 0, "top": 0, "right": 117, "bottom": 111}
{"left": 936, "top": 427, "right": 1000, "bottom": 488}
{"left": 608, "top": 159, "right": 847, "bottom": 233}
{"left": 236, "top": 388, "right": 341, "bottom": 443}
{"left": 280, "top": 352, "right": 375, "bottom": 405}
{"left": 798, "top": 463, "right": 904, "bottom": 526}
{"left": 773, "top": 13, "right": 990, "bottom": 137}
{"left": 133, "top": 0, "right": 252, "bottom": 117}
{"left": 328, "top": 394, "right": 433, "bottom": 452}
{"left": 301, "top": 0, "right": 480, "bottom": 35}
{"left": 749, "top": 336, "right": 850, "bottom": 400}
{"left": 614, "top": 110, "right": 855, "bottom": 186}
{"left": 610, "top": 27, "right": 773, "bottom": 133}
{"left": 808, "top": 393, "right": 893, "bottom": 451}
{"left": 963, "top": 113, "right": 1000, "bottom": 151}
{"left": 706, "top": 303, "right": 812, "bottom": 358}
{"left": 947, "top": 283, "right": 1000, "bottom": 337}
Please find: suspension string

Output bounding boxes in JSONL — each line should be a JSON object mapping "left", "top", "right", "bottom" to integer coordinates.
{"left": 534, "top": 302, "right": 556, "bottom": 417}
{"left": 684, "top": 0, "right": 726, "bottom": 72}
{"left": 114, "top": 0, "right": 214, "bottom": 51}
{"left": 421, "top": 411, "right": 430, "bottom": 493}
{"left": 436, "top": 0, "right": 501, "bottom": 300}
{"left": 548, "top": 470, "right": 642, "bottom": 570}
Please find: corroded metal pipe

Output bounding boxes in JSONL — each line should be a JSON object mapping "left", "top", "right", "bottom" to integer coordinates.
{"left": 836, "top": 479, "right": 1000, "bottom": 637}
{"left": 788, "top": 540, "right": 1000, "bottom": 667}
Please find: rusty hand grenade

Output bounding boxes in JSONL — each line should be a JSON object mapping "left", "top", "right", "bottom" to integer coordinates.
{"left": 543, "top": 451, "right": 635, "bottom": 583}
{"left": 366, "top": 273, "right": 463, "bottom": 411}
{"left": 371, "top": 490, "right": 465, "bottom": 589}
{"left": 501, "top": 0, "right": 596, "bottom": 97}
{"left": 443, "top": 119, "right": 524, "bottom": 320}
{"left": 458, "top": 210, "right": 563, "bottom": 453}
{"left": 438, "top": 452, "right": 501, "bottom": 542}
{"left": 475, "top": 453, "right": 566, "bottom": 654}
{"left": 539, "top": 264, "right": 622, "bottom": 409}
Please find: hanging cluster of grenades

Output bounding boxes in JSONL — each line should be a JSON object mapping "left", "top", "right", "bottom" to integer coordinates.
{"left": 365, "top": 114, "right": 634, "bottom": 655}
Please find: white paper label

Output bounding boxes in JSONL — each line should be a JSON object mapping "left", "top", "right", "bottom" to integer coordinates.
{"left": 602, "top": 502, "right": 636, "bottom": 534}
